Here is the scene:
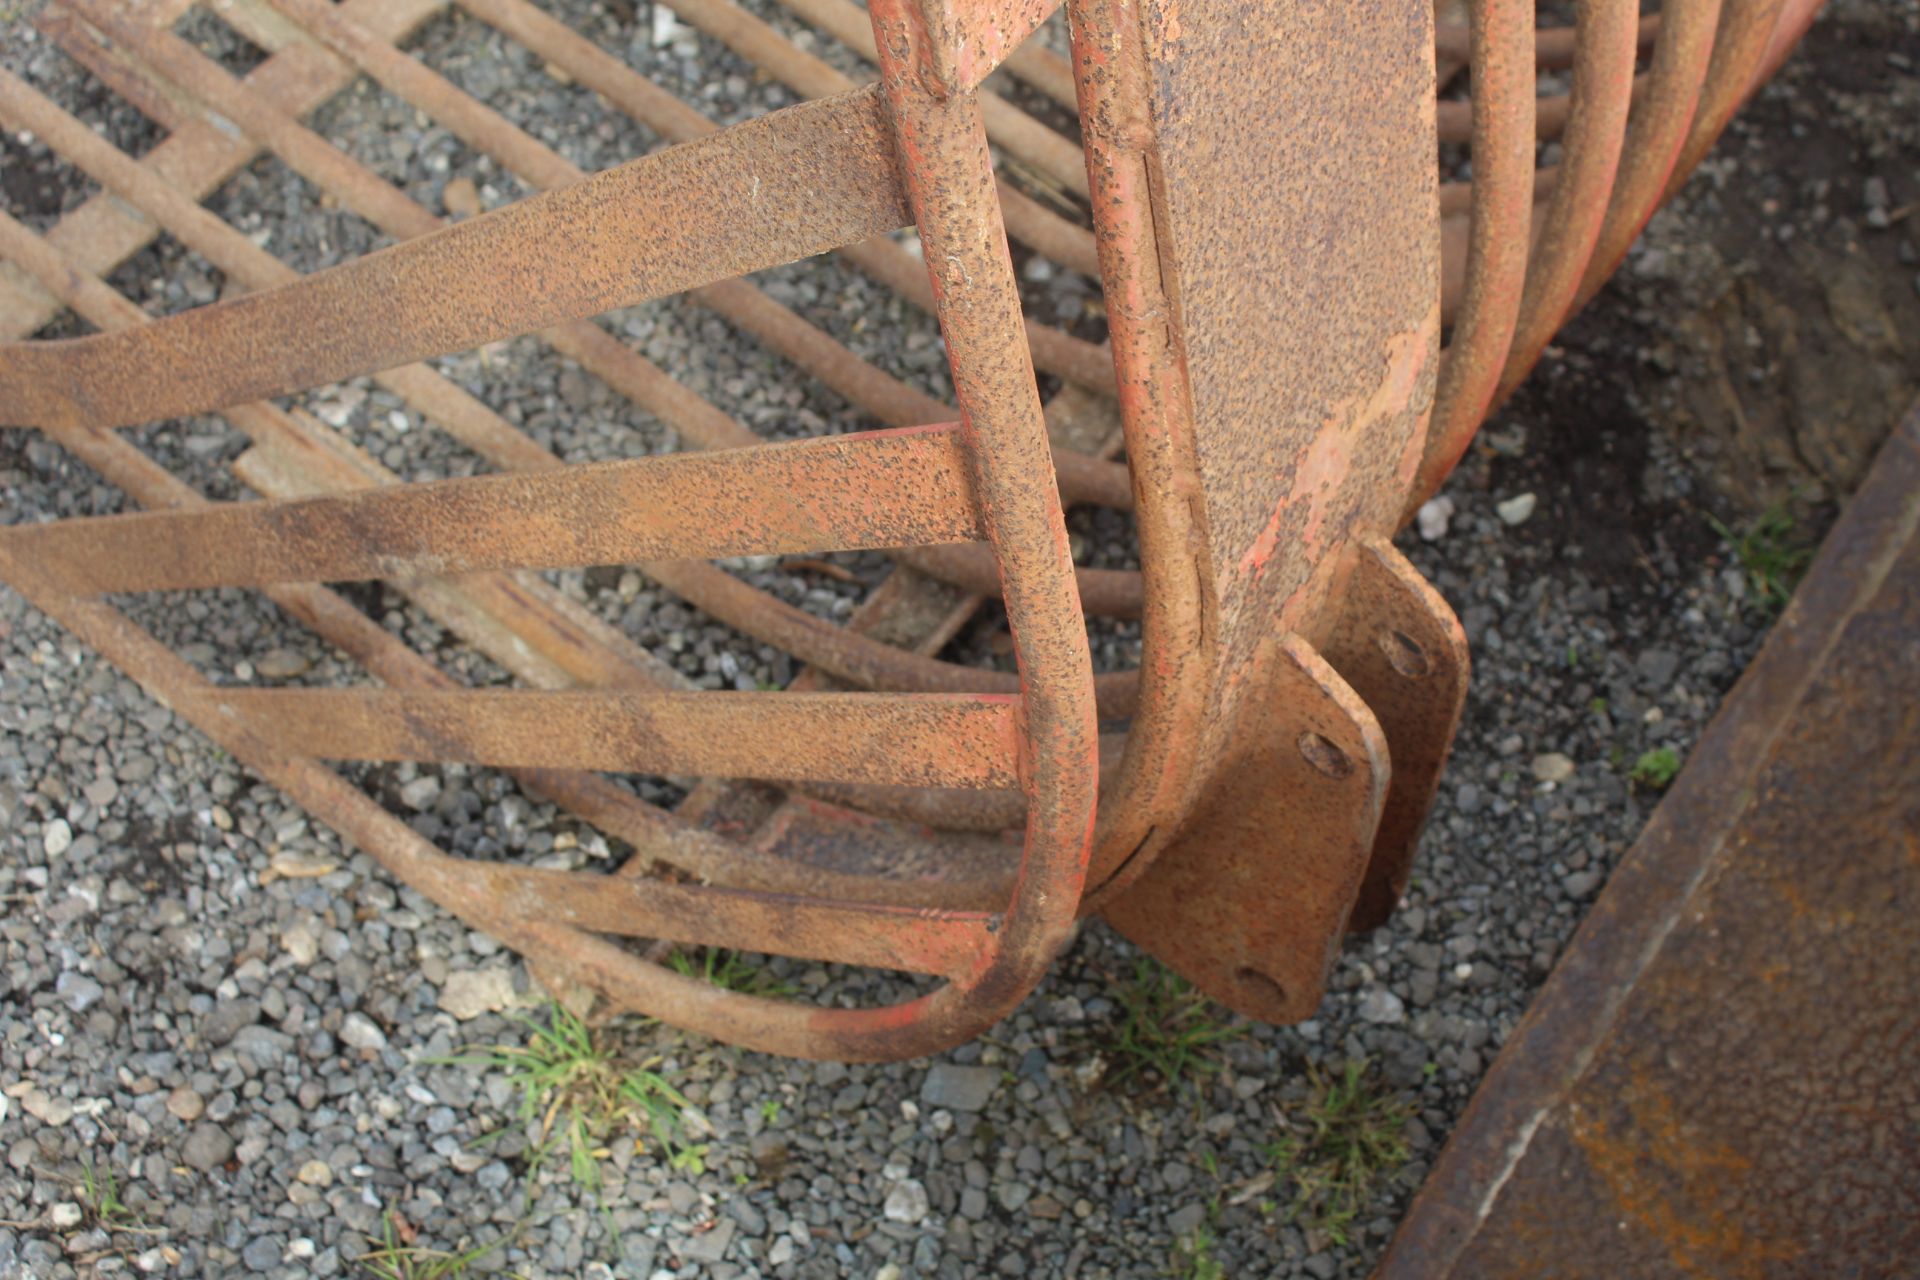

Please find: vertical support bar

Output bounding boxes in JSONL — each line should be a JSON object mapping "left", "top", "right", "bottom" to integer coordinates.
{"left": 867, "top": 0, "right": 1101, "bottom": 991}
{"left": 1065, "top": 0, "right": 1218, "bottom": 899}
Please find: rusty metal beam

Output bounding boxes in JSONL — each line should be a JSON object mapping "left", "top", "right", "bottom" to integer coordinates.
{"left": 1, "top": 426, "right": 979, "bottom": 593}
{"left": 0, "top": 87, "right": 910, "bottom": 429}
{"left": 179, "top": 687, "right": 1023, "bottom": 790}
{"left": 1381, "top": 399, "right": 1920, "bottom": 1280}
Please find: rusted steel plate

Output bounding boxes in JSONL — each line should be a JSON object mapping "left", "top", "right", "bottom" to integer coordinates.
{"left": 0, "top": 87, "right": 908, "bottom": 430}
{"left": 1, "top": 426, "right": 979, "bottom": 594}
{"left": 1137, "top": 0, "right": 1438, "bottom": 683}
{"left": 181, "top": 687, "right": 1022, "bottom": 790}
{"left": 1380, "top": 401, "right": 1920, "bottom": 1279}
{"left": 1323, "top": 535, "right": 1471, "bottom": 931}
{"left": 1103, "top": 634, "right": 1389, "bottom": 1023}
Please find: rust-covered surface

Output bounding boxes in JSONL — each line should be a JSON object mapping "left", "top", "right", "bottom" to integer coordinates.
{"left": 0, "top": 0, "right": 1828, "bottom": 1059}
{"left": 1379, "top": 400, "right": 1920, "bottom": 1279}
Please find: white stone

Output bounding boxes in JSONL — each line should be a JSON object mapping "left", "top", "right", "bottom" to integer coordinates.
{"left": 439, "top": 967, "right": 518, "bottom": 1020}
{"left": 1496, "top": 491, "right": 1538, "bottom": 526}
{"left": 339, "top": 1012, "right": 388, "bottom": 1051}
{"left": 43, "top": 818, "right": 73, "bottom": 858}
{"left": 1530, "top": 752, "right": 1576, "bottom": 784}
{"left": 50, "top": 1202, "right": 83, "bottom": 1229}
{"left": 282, "top": 923, "right": 318, "bottom": 967}
{"left": 1358, "top": 989, "right": 1406, "bottom": 1025}
{"left": 1416, "top": 495, "right": 1454, "bottom": 542}
{"left": 883, "top": 1179, "right": 931, "bottom": 1225}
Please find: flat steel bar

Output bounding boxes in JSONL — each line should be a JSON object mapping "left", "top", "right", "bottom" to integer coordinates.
{"left": 176, "top": 688, "right": 1022, "bottom": 790}
{"left": 1574, "top": 0, "right": 1726, "bottom": 308}
{"left": 1663, "top": 0, "right": 1793, "bottom": 201}
{"left": 0, "top": 0, "right": 444, "bottom": 340}
{"left": 0, "top": 62, "right": 1138, "bottom": 714}
{"left": 456, "top": 865, "right": 996, "bottom": 977}
{"left": 0, "top": 549, "right": 1005, "bottom": 1056}
{"left": 733, "top": 0, "right": 1091, "bottom": 199}
{"left": 450, "top": 0, "right": 1115, "bottom": 391}
{"left": 1435, "top": 15, "right": 1660, "bottom": 69}
{"left": 243, "top": 0, "right": 1126, "bottom": 508}
{"left": 1, "top": 425, "right": 980, "bottom": 595}
{"left": 0, "top": 207, "right": 690, "bottom": 699}
{"left": 1062, "top": 0, "right": 1216, "bottom": 895}
{"left": 1410, "top": 0, "right": 1537, "bottom": 515}
{"left": 1493, "top": 0, "right": 1640, "bottom": 405}
{"left": 0, "top": 85, "right": 910, "bottom": 429}
{"left": 868, "top": 0, "right": 1100, "bottom": 998}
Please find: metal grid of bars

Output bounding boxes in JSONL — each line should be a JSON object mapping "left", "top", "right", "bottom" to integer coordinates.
{"left": 0, "top": 0, "right": 1822, "bottom": 1058}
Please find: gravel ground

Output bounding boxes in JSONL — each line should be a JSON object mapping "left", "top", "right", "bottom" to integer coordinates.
{"left": 2, "top": 2, "right": 1916, "bottom": 1278}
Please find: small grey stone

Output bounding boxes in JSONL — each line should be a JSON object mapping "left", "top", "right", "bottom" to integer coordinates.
{"left": 242, "top": 1236, "right": 282, "bottom": 1271}
{"left": 182, "top": 1123, "right": 235, "bottom": 1171}
{"left": 1304, "top": 1253, "right": 1338, "bottom": 1279}
{"left": 1162, "top": 1161, "right": 1193, "bottom": 1192}
{"left": 231, "top": 1024, "right": 295, "bottom": 1065}
{"left": 201, "top": 999, "right": 260, "bottom": 1047}
{"left": 726, "top": 1198, "right": 766, "bottom": 1236}
{"left": 166, "top": 1087, "right": 205, "bottom": 1122}
{"left": 749, "top": 1131, "right": 789, "bottom": 1171}
{"left": 1530, "top": 752, "right": 1576, "bottom": 784}
{"left": 398, "top": 775, "right": 441, "bottom": 811}
{"left": 883, "top": 1179, "right": 930, "bottom": 1225}
{"left": 959, "top": 1187, "right": 989, "bottom": 1220}
{"left": 253, "top": 648, "right": 312, "bottom": 680}
{"left": 921, "top": 1063, "right": 1000, "bottom": 1113}
{"left": 1563, "top": 870, "right": 1603, "bottom": 899}
{"left": 997, "top": 1182, "right": 1032, "bottom": 1213}
{"left": 1359, "top": 989, "right": 1407, "bottom": 1025}
{"left": 680, "top": 1217, "right": 734, "bottom": 1263}
{"left": 1636, "top": 648, "right": 1681, "bottom": 688}
{"left": 439, "top": 967, "right": 515, "bottom": 1019}
{"left": 339, "top": 1012, "right": 387, "bottom": 1051}
{"left": 1166, "top": 1203, "right": 1207, "bottom": 1236}
{"left": 55, "top": 971, "right": 104, "bottom": 1013}
{"left": 295, "top": 1160, "right": 333, "bottom": 1188}
{"left": 665, "top": 1181, "right": 700, "bottom": 1215}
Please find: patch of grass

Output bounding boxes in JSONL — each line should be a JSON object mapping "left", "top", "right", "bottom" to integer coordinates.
{"left": 1173, "top": 1223, "right": 1226, "bottom": 1280}
{"left": 1710, "top": 500, "right": 1813, "bottom": 610}
{"left": 446, "top": 1002, "right": 688, "bottom": 1193}
{"left": 76, "top": 1158, "right": 147, "bottom": 1232}
{"left": 1265, "top": 1059, "right": 1414, "bottom": 1246}
{"left": 358, "top": 1210, "right": 514, "bottom": 1280}
{"left": 1104, "top": 957, "right": 1243, "bottom": 1095}
{"left": 1629, "top": 746, "right": 1683, "bottom": 789}
{"left": 665, "top": 948, "right": 794, "bottom": 998}
{"left": 757, "top": 1097, "right": 782, "bottom": 1124}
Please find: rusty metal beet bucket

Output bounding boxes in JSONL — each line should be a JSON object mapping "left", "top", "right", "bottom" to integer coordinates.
{"left": 0, "top": 0, "right": 1821, "bottom": 1059}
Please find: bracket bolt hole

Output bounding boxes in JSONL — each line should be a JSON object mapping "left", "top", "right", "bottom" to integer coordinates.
{"left": 1297, "top": 731, "right": 1352, "bottom": 778}
{"left": 1378, "top": 627, "right": 1431, "bottom": 678}
{"left": 1235, "top": 967, "right": 1289, "bottom": 1013}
